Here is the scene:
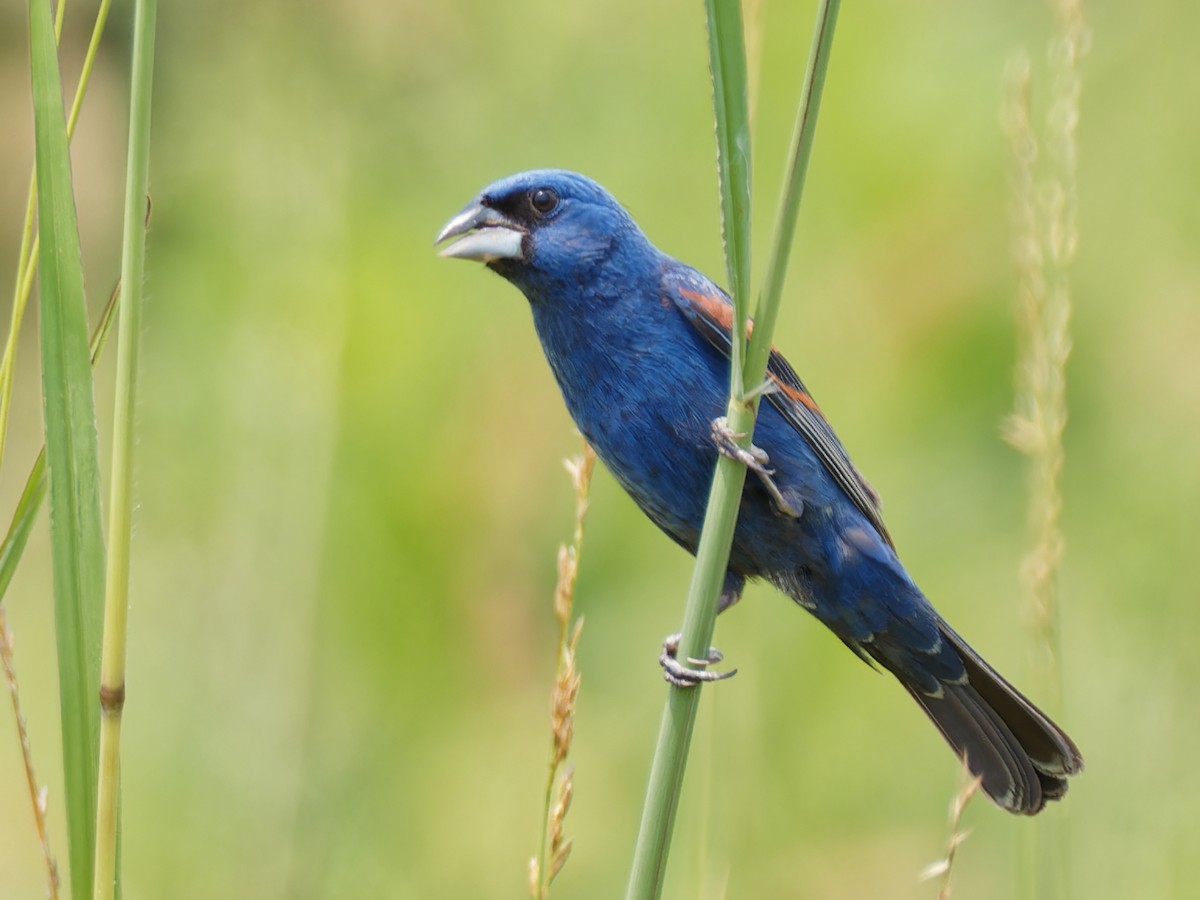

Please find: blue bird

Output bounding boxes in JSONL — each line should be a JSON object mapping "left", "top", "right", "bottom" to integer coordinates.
{"left": 437, "top": 169, "right": 1082, "bottom": 814}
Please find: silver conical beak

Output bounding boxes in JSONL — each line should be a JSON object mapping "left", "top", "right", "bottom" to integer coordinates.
{"left": 435, "top": 202, "right": 525, "bottom": 262}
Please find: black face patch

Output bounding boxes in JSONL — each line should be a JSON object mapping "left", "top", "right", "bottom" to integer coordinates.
{"left": 483, "top": 187, "right": 562, "bottom": 229}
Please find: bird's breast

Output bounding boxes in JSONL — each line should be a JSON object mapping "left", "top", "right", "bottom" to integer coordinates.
{"left": 530, "top": 293, "right": 728, "bottom": 547}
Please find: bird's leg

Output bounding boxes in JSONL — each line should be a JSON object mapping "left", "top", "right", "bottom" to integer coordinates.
{"left": 659, "top": 581, "right": 742, "bottom": 687}
{"left": 710, "top": 416, "right": 802, "bottom": 518}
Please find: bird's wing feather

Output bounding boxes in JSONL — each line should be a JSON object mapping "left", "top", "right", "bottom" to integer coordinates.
{"left": 664, "top": 269, "right": 894, "bottom": 548}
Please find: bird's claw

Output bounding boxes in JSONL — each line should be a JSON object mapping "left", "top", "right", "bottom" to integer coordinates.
{"left": 711, "top": 416, "right": 772, "bottom": 473}
{"left": 660, "top": 631, "right": 737, "bottom": 687}
{"left": 710, "top": 417, "right": 802, "bottom": 519}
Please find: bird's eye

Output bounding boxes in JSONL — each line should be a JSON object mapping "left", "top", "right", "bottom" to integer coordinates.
{"left": 530, "top": 187, "right": 559, "bottom": 215}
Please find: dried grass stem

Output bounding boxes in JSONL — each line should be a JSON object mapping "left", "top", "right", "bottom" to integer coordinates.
{"left": 1, "top": 608, "right": 60, "bottom": 898}
{"left": 530, "top": 442, "right": 596, "bottom": 899}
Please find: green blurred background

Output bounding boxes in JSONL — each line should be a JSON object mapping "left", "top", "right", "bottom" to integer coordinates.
{"left": 2, "top": 1, "right": 1198, "bottom": 897}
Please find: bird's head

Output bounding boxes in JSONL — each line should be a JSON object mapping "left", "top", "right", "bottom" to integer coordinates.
{"left": 435, "top": 170, "right": 654, "bottom": 296}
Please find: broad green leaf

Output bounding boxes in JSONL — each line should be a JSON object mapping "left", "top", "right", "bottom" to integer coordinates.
{"left": 0, "top": 283, "right": 120, "bottom": 606}
{"left": 29, "top": 0, "right": 108, "bottom": 895}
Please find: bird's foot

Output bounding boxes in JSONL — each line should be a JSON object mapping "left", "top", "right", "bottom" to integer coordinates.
{"left": 660, "top": 631, "right": 737, "bottom": 687}
{"left": 710, "top": 417, "right": 802, "bottom": 518}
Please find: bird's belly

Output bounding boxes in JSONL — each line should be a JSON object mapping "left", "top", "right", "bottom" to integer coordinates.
{"left": 540, "top": 335, "right": 723, "bottom": 552}
{"left": 575, "top": 386, "right": 719, "bottom": 550}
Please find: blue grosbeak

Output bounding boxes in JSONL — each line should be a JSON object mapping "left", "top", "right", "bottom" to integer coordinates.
{"left": 437, "top": 169, "right": 1082, "bottom": 814}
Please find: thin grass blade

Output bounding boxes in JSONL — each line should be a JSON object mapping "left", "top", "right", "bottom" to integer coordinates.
{"left": 29, "top": 0, "right": 109, "bottom": 895}
{"left": 626, "top": 4, "right": 842, "bottom": 898}
{"left": 745, "top": 0, "right": 840, "bottom": 381}
{"left": 626, "top": 4, "right": 757, "bottom": 898}
{"left": 703, "top": 0, "right": 753, "bottom": 386}
{"left": 1, "top": 0, "right": 117, "bottom": 481}
{"left": 93, "top": 0, "right": 156, "bottom": 894}
{"left": 0, "top": 283, "right": 119, "bottom": 607}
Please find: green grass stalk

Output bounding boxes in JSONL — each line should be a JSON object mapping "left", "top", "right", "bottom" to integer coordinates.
{"left": 625, "top": 3, "right": 840, "bottom": 898}
{"left": 0, "top": 188, "right": 38, "bottom": 472}
{"left": 93, "top": 0, "right": 157, "bottom": 896}
{"left": 0, "top": 0, "right": 63, "bottom": 453}
{"left": 28, "top": 0, "right": 111, "bottom": 893}
{"left": 0, "top": 280, "right": 125, "bottom": 900}
{"left": 745, "top": 0, "right": 839, "bottom": 378}
{"left": 704, "top": 0, "right": 753, "bottom": 395}
{"left": 0, "top": 281, "right": 120, "bottom": 606}
{"left": 0, "top": 274, "right": 119, "bottom": 900}
{"left": 0, "top": 281, "right": 118, "bottom": 900}
{"left": 0, "top": 0, "right": 114, "bottom": 475}
{"left": 625, "top": 3, "right": 751, "bottom": 896}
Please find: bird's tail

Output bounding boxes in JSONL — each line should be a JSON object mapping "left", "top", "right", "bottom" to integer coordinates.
{"left": 902, "top": 622, "right": 1083, "bottom": 814}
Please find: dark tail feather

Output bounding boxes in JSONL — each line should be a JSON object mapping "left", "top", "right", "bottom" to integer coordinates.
{"left": 905, "top": 625, "right": 1083, "bottom": 815}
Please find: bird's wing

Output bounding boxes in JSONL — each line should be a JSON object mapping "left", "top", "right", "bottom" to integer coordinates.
{"left": 664, "top": 269, "right": 894, "bottom": 548}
